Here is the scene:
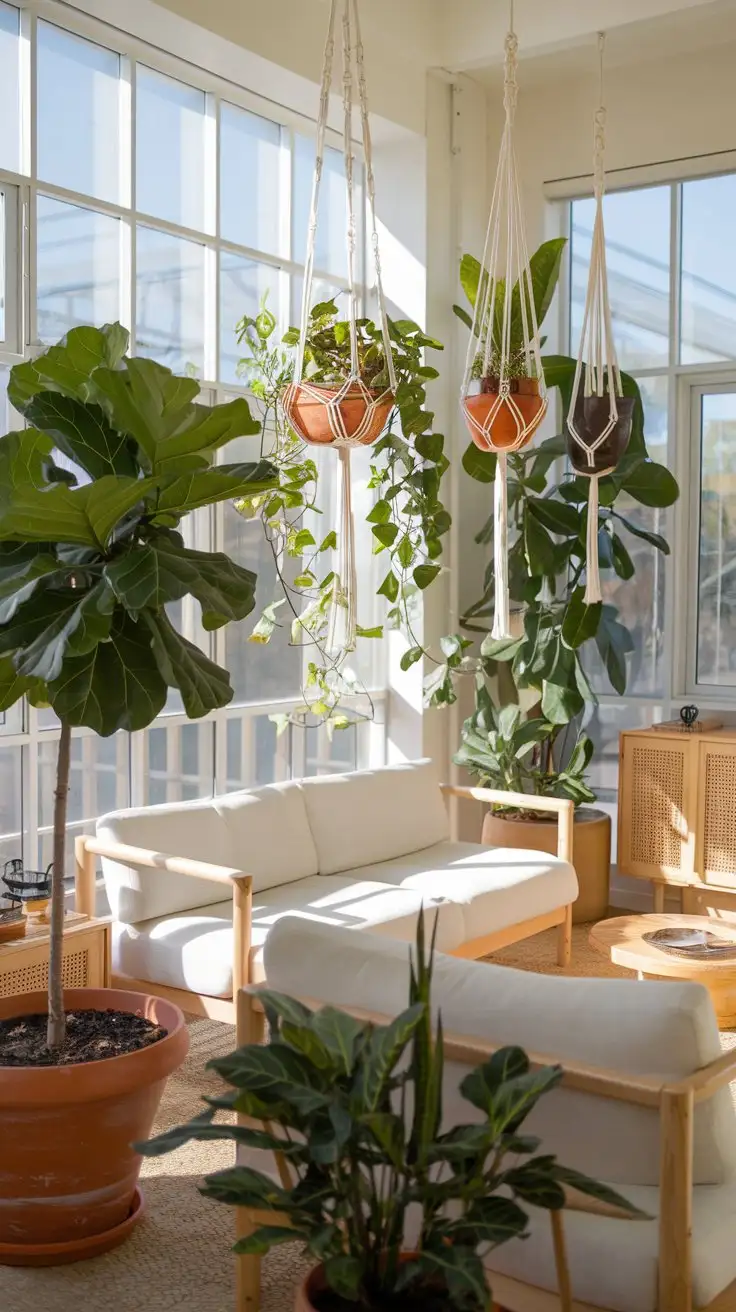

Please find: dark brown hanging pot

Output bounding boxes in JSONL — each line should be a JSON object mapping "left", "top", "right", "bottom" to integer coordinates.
{"left": 566, "top": 393, "right": 635, "bottom": 475}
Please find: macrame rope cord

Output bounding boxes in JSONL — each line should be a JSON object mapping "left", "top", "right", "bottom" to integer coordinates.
{"left": 460, "top": 4, "right": 546, "bottom": 638}
{"left": 566, "top": 30, "right": 623, "bottom": 607}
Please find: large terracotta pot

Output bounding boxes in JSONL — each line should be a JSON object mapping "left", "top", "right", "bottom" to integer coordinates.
{"left": 482, "top": 806, "right": 611, "bottom": 924}
{"left": 281, "top": 382, "right": 394, "bottom": 446}
{"left": 566, "top": 394, "right": 634, "bottom": 476}
{"left": 0, "top": 987, "right": 189, "bottom": 1266}
{"left": 463, "top": 376, "right": 544, "bottom": 452}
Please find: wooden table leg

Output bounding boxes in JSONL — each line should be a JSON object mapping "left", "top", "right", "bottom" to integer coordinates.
{"left": 653, "top": 882, "right": 665, "bottom": 913}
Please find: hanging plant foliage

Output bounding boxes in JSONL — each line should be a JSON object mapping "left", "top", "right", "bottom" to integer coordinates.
{"left": 233, "top": 297, "right": 450, "bottom": 732}
{"left": 459, "top": 20, "right": 547, "bottom": 640}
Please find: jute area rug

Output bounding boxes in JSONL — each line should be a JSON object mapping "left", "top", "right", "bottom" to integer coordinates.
{"left": 4, "top": 922, "right": 734, "bottom": 1311}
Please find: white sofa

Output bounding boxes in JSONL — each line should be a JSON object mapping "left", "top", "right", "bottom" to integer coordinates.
{"left": 77, "top": 759, "right": 577, "bottom": 1023}
{"left": 234, "top": 915, "right": 736, "bottom": 1312}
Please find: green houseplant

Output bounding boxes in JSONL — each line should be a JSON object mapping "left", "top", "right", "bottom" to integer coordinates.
{"left": 141, "top": 914, "right": 640, "bottom": 1311}
{"left": 234, "top": 296, "right": 450, "bottom": 732}
{"left": 0, "top": 322, "right": 276, "bottom": 1261}
{"left": 442, "top": 240, "right": 679, "bottom": 916}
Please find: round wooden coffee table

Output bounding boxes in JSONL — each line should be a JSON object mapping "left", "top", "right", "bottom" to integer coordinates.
{"left": 589, "top": 913, "right": 736, "bottom": 1030}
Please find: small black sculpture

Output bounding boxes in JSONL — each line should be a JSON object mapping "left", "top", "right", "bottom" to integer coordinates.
{"left": 680, "top": 704, "right": 699, "bottom": 731}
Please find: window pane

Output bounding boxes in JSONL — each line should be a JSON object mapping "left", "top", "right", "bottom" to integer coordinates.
{"left": 0, "top": 3, "right": 20, "bottom": 174}
{"left": 293, "top": 136, "right": 348, "bottom": 279}
{"left": 137, "top": 66, "right": 206, "bottom": 231}
{"left": 221, "top": 433, "right": 302, "bottom": 703}
{"left": 220, "top": 253, "right": 278, "bottom": 385}
{"left": 142, "top": 721, "right": 214, "bottom": 805}
{"left": 37, "top": 196, "right": 121, "bottom": 344}
{"left": 136, "top": 226, "right": 205, "bottom": 375}
{"left": 696, "top": 390, "right": 736, "bottom": 685}
{"left": 224, "top": 714, "right": 290, "bottom": 791}
{"left": 220, "top": 104, "right": 281, "bottom": 255}
{"left": 38, "top": 734, "right": 129, "bottom": 873}
{"left": 37, "top": 22, "right": 120, "bottom": 204}
{"left": 582, "top": 375, "right": 669, "bottom": 698}
{"left": 303, "top": 724, "right": 357, "bottom": 777}
{"left": 571, "top": 188, "right": 670, "bottom": 370}
{"left": 0, "top": 744, "right": 23, "bottom": 868}
{"left": 681, "top": 176, "right": 736, "bottom": 364}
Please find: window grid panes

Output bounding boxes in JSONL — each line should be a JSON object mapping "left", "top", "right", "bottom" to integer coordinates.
{"left": 0, "top": 1, "right": 382, "bottom": 871}
{"left": 570, "top": 174, "right": 736, "bottom": 800}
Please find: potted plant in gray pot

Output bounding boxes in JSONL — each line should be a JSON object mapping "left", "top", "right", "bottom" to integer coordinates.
{"left": 436, "top": 241, "right": 679, "bottom": 922}
{"left": 0, "top": 323, "right": 276, "bottom": 1264}
{"left": 139, "top": 913, "right": 642, "bottom": 1310}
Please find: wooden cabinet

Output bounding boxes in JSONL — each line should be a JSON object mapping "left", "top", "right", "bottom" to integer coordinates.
{"left": 618, "top": 727, "right": 736, "bottom": 909}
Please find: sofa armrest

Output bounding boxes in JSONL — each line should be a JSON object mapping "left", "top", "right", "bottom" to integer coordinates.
{"left": 440, "top": 783, "right": 574, "bottom": 864}
{"left": 76, "top": 835, "right": 254, "bottom": 993}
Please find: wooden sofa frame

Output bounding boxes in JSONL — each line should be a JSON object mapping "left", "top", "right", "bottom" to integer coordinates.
{"left": 75, "top": 785, "right": 575, "bottom": 1027}
{"left": 234, "top": 983, "right": 736, "bottom": 1312}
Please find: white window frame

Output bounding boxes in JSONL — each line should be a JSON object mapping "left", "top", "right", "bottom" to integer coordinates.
{"left": 0, "top": 0, "right": 386, "bottom": 872}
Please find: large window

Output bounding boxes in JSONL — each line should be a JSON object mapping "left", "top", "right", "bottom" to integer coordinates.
{"left": 569, "top": 173, "right": 736, "bottom": 803}
{"left": 0, "top": 0, "right": 386, "bottom": 872}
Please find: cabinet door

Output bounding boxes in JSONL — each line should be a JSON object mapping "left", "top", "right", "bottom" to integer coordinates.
{"left": 618, "top": 735, "right": 695, "bottom": 882}
{"left": 698, "top": 742, "right": 736, "bottom": 887}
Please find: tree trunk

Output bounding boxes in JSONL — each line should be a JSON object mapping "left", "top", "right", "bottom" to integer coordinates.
{"left": 47, "top": 720, "right": 72, "bottom": 1051}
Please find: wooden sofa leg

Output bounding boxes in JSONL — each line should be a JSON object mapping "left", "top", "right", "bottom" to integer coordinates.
{"left": 235, "top": 1209, "right": 261, "bottom": 1312}
{"left": 557, "top": 905, "right": 572, "bottom": 968}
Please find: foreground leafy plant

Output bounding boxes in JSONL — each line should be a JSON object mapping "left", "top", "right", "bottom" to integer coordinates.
{"left": 0, "top": 323, "right": 276, "bottom": 1047}
{"left": 234, "top": 296, "right": 450, "bottom": 730}
{"left": 140, "top": 913, "right": 641, "bottom": 1311}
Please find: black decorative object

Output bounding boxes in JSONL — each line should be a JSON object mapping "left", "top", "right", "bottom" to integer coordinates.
{"left": 2, "top": 858, "right": 53, "bottom": 907}
{"left": 680, "top": 705, "right": 699, "bottom": 730}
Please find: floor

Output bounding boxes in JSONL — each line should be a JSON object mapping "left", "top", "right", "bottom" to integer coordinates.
{"left": 4, "top": 921, "right": 731, "bottom": 1311}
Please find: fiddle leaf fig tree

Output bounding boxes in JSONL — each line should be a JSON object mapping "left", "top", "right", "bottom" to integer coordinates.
{"left": 0, "top": 323, "right": 277, "bottom": 1051}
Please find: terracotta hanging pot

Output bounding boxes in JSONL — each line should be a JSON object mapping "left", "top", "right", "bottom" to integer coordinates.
{"left": 567, "top": 393, "right": 634, "bottom": 476}
{"left": 0, "top": 987, "right": 188, "bottom": 1266}
{"left": 463, "top": 376, "right": 544, "bottom": 452}
{"left": 282, "top": 382, "right": 394, "bottom": 447}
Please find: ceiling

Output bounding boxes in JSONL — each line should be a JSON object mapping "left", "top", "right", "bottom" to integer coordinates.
{"left": 438, "top": 0, "right": 736, "bottom": 86}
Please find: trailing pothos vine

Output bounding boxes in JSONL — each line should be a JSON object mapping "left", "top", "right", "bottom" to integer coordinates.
{"left": 234, "top": 296, "right": 450, "bottom": 733}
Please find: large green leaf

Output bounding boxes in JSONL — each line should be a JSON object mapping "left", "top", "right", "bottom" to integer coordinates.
{"left": 0, "top": 548, "right": 62, "bottom": 623}
{"left": 462, "top": 443, "right": 497, "bottom": 484}
{"left": 0, "top": 581, "right": 115, "bottom": 682}
{"left": 153, "top": 461, "right": 277, "bottom": 518}
{"left": 210, "top": 1041, "right": 329, "bottom": 1116}
{"left": 8, "top": 323, "right": 129, "bottom": 411}
{"left": 527, "top": 497, "right": 580, "bottom": 537}
{"left": 48, "top": 609, "right": 168, "bottom": 734}
{"left": 619, "top": 459, "right": 679, "bottom": 507}
{"left": 541, "top": 677, "right": 583, "bottom": 726}
{"left": 0, "top": 654, "right": 45, "bottom": 713}
{"left": 311, "top": 1007, "right": 365, "bottom": 1076}
{"left": 24, "top": 391, "right": 138, "bottom": 479}
{"left": 361, "top": 1003, "right": 425, "bottom": 1110}
{"left": 143, "top": 611, "right": 233, "bottom": 719}
{"left": 91, "top": 358, "right": 260, "bottom": 470}
{"left": 461, "top": 1046, "right": 530, "bottom": 1112}
{"left": 509, "top": 238, "right": 567, "bottom": 349}
{"left": 561, "top": 588, "right": 602, "bottom": 649}
{"left": 106, "top": 539, "right": 257, "bottom": 630}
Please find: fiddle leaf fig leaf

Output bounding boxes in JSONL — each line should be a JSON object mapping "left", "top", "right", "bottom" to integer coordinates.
{"left": 23, "top": 391, "right": 139, "bottom": 479}
{"left": 143, "top": 611, "right": 233, "bottom": 719}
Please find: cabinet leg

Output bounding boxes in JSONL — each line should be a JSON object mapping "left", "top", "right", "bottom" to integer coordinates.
{"left": 653, "top": 882, "right": 665, "bottom": 914}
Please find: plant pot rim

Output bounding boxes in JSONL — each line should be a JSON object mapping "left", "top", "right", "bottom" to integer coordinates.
{"left": 0, "top": 987, "right": 187, "bottom": 1099}
{"left": 479, "top": 374, "right": 540, "bottom": 393}
{"left": 287, "top": 380, "right": 393, "bottom": 400}
{"left": 488, "top": 804, "right": 608, "bottom": 825}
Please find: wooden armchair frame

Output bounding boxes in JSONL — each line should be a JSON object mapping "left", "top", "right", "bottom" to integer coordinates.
{"left": 235, "top": 984, "right": 736, "bottom": 1312}
{"left": 74, "top": 783, "right": 573, "bottom": 1024}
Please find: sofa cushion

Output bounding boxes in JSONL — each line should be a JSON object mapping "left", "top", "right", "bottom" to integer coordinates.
{"left": 213, "top": 781, "right": 319, "bottom": 892}
{"left": 98, "top": 798, "right": 232, "bottom": 925}
{"left": 113, "top": 877, "right": 466, "bottom": 998}
{"left": 263, "top": 918, "right": 736, "bottom": 1188}
{"left": 301, "top": 758, "right": 449, "bottom": 876}
{"left": 336, "top": 840, "right": 577, "bottom": 944}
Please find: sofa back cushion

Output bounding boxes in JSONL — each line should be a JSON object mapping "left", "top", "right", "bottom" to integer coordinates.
{"left": 301, "top": 759, "right": 449, "bottom": 876}
{"left": 98, "top": 799, "right": 232, "bottom": 925}
{"left": 263, "top": 917, "right": 736, "bottom": 1188}
{"left": 213, "top": 781, "right": 319, "bottom": 893}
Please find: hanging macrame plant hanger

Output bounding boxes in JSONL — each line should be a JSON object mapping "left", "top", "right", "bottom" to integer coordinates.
{"left": 281, "top": 0, "right": 396, "bottom": 656}
{"left": 566, "top": 32, "right": 634, "bottom": 606}
{"left": 460, "top": 2, "right": 547, "bottom": 640}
